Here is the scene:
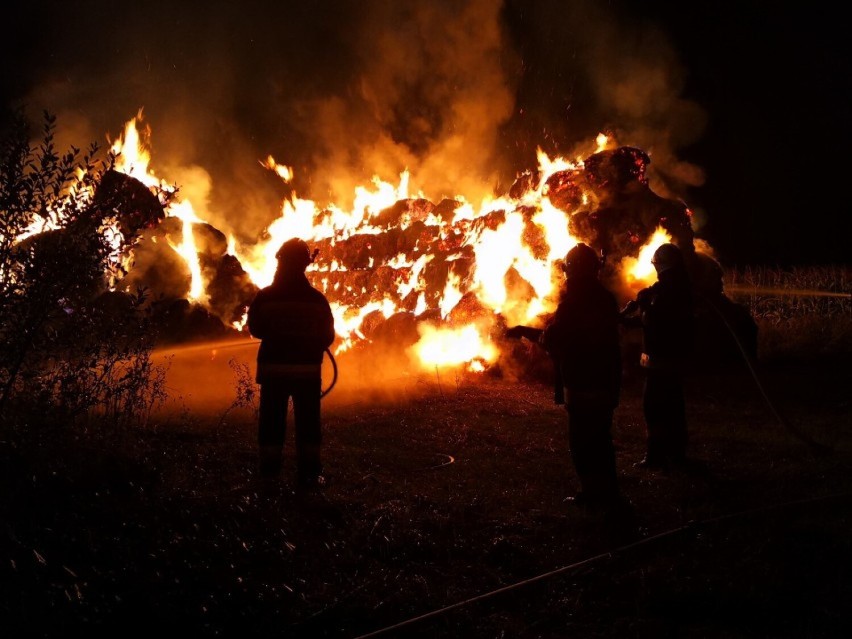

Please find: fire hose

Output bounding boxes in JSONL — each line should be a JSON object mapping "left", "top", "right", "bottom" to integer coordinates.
{"left": 209, "top": 336, "right": 337, "bottom": 397}
{"left": 158, "top": 339, "right": 339, "bottom": 398}
{"left": 353, "top": 489, "right": 852, "bottom": 638}
{"left": 321, "top": 347, "right": 338, "bottom": 399}
{"left": 705, "top": 298, "right": 832, "bottom": 455}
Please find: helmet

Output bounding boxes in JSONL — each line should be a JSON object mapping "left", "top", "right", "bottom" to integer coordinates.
{"left": 651, "top": 242, "right": 684, "bottom": 274}
{"left": 275, "top": 238, "right": 313, "bottom": 271}
{"left": 562, "top": 243, "right": 601, "bottom": 279}
{"left": 694, "top": 251, "right": 723, "bottom": 297}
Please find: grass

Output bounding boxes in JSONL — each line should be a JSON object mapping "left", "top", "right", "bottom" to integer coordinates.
{"left": 2, "top": 343, "right": 851, "bottom": 637}
{"left": 2, "top": 265, "right": 851, "bottom": 637}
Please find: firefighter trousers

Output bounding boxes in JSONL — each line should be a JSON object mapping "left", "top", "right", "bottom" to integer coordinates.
{"left": 258, "top": 378, "right": 322, "bottom": 480}
{"left": 643, "top": 369, "right": 687, "bottom": 464}
{"left": 566, "top": 402, "right": 620, "bottom": 506}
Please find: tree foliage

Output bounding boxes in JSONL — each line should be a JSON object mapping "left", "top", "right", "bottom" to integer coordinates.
{"left": 0, "top": 110, "right": 171, "bottom": 428}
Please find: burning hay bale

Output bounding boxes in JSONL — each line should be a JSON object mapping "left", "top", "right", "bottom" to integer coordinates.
{"left": 119, "top": 220, "right": 192, "bottom": 301}
{"left": 371, "top": 197, "right": 436, "bottom": 230}
{"left": 153, "top": 298, "right": 240, "bottom": 346}
{"left": 93, "top": 115, "right": 756, "bottom": 375}
{"left": 9, "top": 170, "right": 169, "bottom": 334}
{"left": 118, "top": 216, "right": 258, "bottom": 333}
{"left": 294, "top": 146, "right": 701, "bottom": 359}
{"left": 309, "top": 210, "right": 478, "bottom": 316}
{"left": 544, "top": 146, "right": 694, "bottom": 262}
{"left": 93, "top": 169, "right": 167, "bottom": 237}
{"left": 205, "top": 254, "right": 258, "bottom": 326}
{"left": 365, "top": 311, "right": 421, "bottom": 348}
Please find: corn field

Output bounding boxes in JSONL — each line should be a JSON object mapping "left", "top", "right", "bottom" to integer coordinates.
{"left": 724, "top": 265, "right": 852, "bottom": 358}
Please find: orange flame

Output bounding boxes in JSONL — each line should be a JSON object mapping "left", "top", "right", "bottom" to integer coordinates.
{"left": 621, "top": 226, "right": 672, "bottom": 293}
{"left": 411, "top": 323, "right": 498, "bottom": 372}
{"left": 101, "top": 112, "right": 690, "bottom": 371}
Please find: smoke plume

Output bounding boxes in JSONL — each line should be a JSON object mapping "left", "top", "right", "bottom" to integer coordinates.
{"left": 4, "top": 0, "right": 705, "bottom": 242}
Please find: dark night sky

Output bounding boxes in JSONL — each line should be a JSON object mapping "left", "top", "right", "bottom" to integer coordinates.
{"left": 638, "top": 2, "right": 852, "bottom": 267}
{"left": 2, "top": 1, "right": 849, "bottom": 266}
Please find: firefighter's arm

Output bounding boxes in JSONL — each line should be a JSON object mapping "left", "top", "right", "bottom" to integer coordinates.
{"left": 619, "top": 299, "right": 643, "bottom": 328}
{"left": 505, "top": 325, "right": 544, "bottom": 342}
{"left": 319, "top": 299, "right": 336, "bottom": 349}
{"left": 620, "top": 299, "right": 639, "bottom": 316}
{"left": 246, "top": 296, "right": 270, "bottom": 339}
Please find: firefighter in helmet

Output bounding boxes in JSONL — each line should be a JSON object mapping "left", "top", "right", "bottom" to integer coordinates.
{"left": 539, "top": 243, "right": 628, "bottom": 515}
{"left": 247, "top": 238, "right": 336, "bottom": 486}
{"left": 621, "top": 242, "right": 694, "bottom": 469}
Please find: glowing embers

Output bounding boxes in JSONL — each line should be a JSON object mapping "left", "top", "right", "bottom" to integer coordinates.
{"left": 622, "top": 226, "right": 672, "bottom": 289}
{"left": 104, "top": 112, "right": 692, "bottom": 373}
{"left": 411, "top": 323, "right": 498, "bottom": 372}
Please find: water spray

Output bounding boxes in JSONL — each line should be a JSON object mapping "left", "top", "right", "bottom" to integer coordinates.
{"left": 726, "top": 286, "right": 851, "bottom": 299}
{"left": 152, "top": 338, "right": 339, "bottom": 398}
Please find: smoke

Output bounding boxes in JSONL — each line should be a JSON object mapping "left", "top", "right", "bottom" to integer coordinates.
{"left": 583, "top": 16, "right": 707, "bottom": 198}
{"left": 4, "top": 0, "right": 706, "bottom": 242}
{"left": 500, "top": 0, "right": 706, "bottom": 197}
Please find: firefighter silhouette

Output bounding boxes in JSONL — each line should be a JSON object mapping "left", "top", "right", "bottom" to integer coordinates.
{"left": 509, "top": 243, "right": 628, "bottom": 515}
{"left": 247, "top": 238, "right": 336, "bottom": 485}
{"left": 685, "top": 250, "right": 758, "bottom": 368}
{"left": 621, "top": 242, "right": 694, "bottom": 469}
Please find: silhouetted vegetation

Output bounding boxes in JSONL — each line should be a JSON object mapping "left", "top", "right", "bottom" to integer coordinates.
{"left": 0, "top": 111, "right": 171, "bottom": 431}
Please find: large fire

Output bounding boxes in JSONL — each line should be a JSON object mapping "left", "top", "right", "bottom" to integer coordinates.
{"left": 41, "top": 112, "right": 700, "bottom": 372}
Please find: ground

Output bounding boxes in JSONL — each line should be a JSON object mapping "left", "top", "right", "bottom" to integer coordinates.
{"left": 1, "top": 349, "right": 851, "bottom": 638}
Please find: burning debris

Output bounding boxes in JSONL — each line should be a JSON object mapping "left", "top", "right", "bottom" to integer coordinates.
{"left": 93, "top": 169, "right": 167, "bottom": 238}
{"left": 546, "top": 147, "right": 693, "bottom": 261}
{"left": 13, "top": 114, "right": 755, "bottom": 371}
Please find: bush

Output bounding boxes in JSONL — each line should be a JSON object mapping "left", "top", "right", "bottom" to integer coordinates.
{"left": 0, "top": 110, "right": 171, "bottom": 431}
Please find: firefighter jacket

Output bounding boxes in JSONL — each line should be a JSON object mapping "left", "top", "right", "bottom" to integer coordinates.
{"left": 541, "top": 278, "right": 622, "bottom": 409}
{"left": 634, "top": 275, "right": 694, "bottom": 371}
{"left": 247, "top": 273, "right": 335, "bottom": 383}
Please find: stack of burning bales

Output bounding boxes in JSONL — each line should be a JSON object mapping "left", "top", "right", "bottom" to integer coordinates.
{"left": 108, "top": 145, "right": 755, "bottom": 367}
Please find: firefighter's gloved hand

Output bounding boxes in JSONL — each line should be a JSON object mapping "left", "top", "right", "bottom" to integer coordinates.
{"left": 619, "top": 300, "right": 642, "bottom": 327}
{"left": 505, "top": 325, "right": 544, "bottom": 341}
{"left": 505, "top": 326, "right": 526, "bottom": 339}
{"left": 620, "top": 300, "right": 639, "bottom": 316}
